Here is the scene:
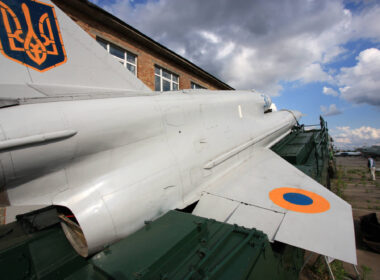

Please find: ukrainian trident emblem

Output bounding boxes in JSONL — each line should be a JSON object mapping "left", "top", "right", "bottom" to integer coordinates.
{"left": 0, "top": 0, "right": 66, "bottom": 72}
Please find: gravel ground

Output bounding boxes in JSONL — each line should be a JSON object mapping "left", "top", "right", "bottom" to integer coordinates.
{"left": 0, "top": 208, "right": 4, "bottom": 225}
{"left": 334, "top": 156, "right": 380, "bottom": 280}
{"left": 300, "top": 156, "right": 380, "bottom": 280}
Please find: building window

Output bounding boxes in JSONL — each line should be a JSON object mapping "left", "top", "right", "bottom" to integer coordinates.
{"left": 191, "top": 82, "right": 206, "bottom": 89}
{"left": 97, "top": 38, "right": 137, "bottom": 75}
{"left": 154, "top": 66, "right": 179, "bottom": 91}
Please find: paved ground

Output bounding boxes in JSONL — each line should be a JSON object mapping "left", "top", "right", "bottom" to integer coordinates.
{"left": 300, "top": 156, "right": 380, "bottom": 280}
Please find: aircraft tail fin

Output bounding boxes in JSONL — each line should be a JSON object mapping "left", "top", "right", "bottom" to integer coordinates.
{"left": 0, "top": 0, "right": 150, "bottom": 100}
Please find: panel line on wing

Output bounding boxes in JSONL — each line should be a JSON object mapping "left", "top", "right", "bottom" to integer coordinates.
{"left": 193, "top": 193, "right": 285, "bottom": 241}
{"left": 223, "top": 203, "right": 240, "bottom": 223}
{"left": 202, "top": 191, "right": 287, "bottom": 214}
{"left": 271, "top": 213, "right": 286, "bottom": 240}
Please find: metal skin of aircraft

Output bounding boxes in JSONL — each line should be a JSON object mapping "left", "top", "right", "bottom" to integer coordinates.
{"left": 0, "top": 0, "right": 356, "bottom": 265}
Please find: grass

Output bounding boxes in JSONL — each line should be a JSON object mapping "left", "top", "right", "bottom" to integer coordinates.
{"left": 332, "top": 168, "right": 348, "bottom": 199}
{"left": 331, "top": 163, "right": 378, "bottom": 210}
{"left": 361, "top": 265, "right": 372, "bottom": 280}
{"left": 347, "top": 169, "right": 360, "bottom": 174}
{"left": 311, "top": 257, "right": 347, "bottom": 280}
{"left": 330, "top": 261, "right": 346, "bottom": 280}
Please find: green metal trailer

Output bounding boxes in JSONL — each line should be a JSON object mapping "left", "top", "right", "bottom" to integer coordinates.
{"left": 0, "top": 209, "right": 304, "bottom": 280}
{"left": 272, "top": 117, "right": 333, "bottom": 187}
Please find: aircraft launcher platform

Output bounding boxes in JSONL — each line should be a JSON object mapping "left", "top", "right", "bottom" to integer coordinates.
{"left": 0, "top": 118, "right": 332, "bottom": 280}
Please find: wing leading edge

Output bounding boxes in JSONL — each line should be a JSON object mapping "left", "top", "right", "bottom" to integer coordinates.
{"left": 193, "top": 148, "right": 356, "bottom": 264}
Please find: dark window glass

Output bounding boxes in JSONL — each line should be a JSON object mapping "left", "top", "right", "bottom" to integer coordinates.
{"left": 191, "top": 82, "right": 206, "bottom": 89}
{"left": 109, "top": 45, "right": 124, "bottom": 59}
{"left": 127, "top": 53, "right": 136, "bottom": 63}
{"left": 155, "top": 75, "right": 161, "bottom": 91}
{"left": 98, "top": 40, "right": 107, "bottom": 50}
{"left": 127, "top": 64, "right": 136, "bottom": 74}
{"left": 163, "top": 80, "right": 171, "bottom": 91}
{"left": 162, "top": 69, "right": 171, "bottom": 79}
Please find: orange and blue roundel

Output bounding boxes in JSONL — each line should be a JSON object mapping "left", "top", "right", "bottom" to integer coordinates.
{"left": 269, "top": 187, "right": 330, "bottom": 213}
{"left": 0, "top": 0, "right": 66, "bottom": 72}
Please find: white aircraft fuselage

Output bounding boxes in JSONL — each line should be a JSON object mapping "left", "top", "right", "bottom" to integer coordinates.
{"left": 0, "top": 91, "right": 298, "bottom": 256}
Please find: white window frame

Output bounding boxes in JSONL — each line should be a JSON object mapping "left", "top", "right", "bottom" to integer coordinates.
{"left": 191, "top": 82, "right": 206, "bottom": 89}
{"left": 154, "top": 66, "right": 179, "bottom": 91}
{"left": 97, "top": 38, "right": 137, "bottom": 76}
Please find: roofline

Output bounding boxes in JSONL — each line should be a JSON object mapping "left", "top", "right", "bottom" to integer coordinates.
{"left": 56, "top": 0, "right": 234, "bottom": 90}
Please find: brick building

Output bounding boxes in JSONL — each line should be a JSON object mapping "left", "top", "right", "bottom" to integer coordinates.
{"left": 52, "top": 0, "right": 233, "bottom": 91}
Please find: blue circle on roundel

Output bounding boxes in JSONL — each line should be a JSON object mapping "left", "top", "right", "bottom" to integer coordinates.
{"left": 283, "top": 193, "right": 313, "bottom": 206}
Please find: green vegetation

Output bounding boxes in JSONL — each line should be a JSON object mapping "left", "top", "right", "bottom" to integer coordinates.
{"left": 347, "top": 168, "right": 363, "bottom": 175}
{"left": 361, "top": 265, "right": 372, "bottom": 280}
{"left": 311, "top": 257, "right": 347, "bottom": 280}
{"left": 332, "top": 167, "right": 347, "bottom": 200}
{"left": 330, "top": 260, "right": 346, "bottom": 280}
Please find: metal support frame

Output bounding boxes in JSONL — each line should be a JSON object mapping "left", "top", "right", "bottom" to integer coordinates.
{"left": 300, "top": 251, "right": 314, "bottom": 273}
{"left": 353, "top": 264, "right": 360, "bottom": 279}
{"left": 324, "top": 256, "right": 335, "bottom": 280}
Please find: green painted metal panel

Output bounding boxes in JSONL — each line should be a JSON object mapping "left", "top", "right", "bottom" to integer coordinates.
{"left": 272, "top": 117, "right": 331, "bottom": 185}
{"left": 0, "top": 211, "right": 304, "bottom": 280}
{"left": 0, "top": 222, "right": 87, "bottom": 280}
{"left": 87, "top": 211, "right": 303, "bottom": 280}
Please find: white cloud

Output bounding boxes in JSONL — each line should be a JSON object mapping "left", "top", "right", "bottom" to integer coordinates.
{"left": 199, "top": 31, "right": 220, "bottom": 44}
{"left": 320, "top": 104, "right": 342, "bottom": 116}
{"left": 351, "top": 4, "right": 380, "bottom": 41}
{"left": 332, "top": 126, "right": 380, "bottom": 148}
{"left": 90, "top": 0, "right": 380, "bottom": 96}
{"left": 337, "top": 48, "right": 380, "bottom": 106}
{"left": 216, "top": 42, "right": 235, "bottom": 59}
{"left": 323, "top": 86, "right": 339, "bottom": 97}
{"left": 322, "top": 46, "right": 346, "bottom": 63}
{"left": 299, "top": 63, "right": 332, "bottom": 83}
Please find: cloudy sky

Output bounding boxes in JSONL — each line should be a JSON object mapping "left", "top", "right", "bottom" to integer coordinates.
{"left": 91, "top": 0, "right": 380, "bottom": 149}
